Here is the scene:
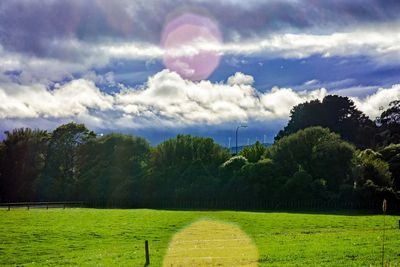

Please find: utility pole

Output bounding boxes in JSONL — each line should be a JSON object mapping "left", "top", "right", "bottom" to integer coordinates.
{"left": 235, "top": 125, "right": 247, "bottom": 154}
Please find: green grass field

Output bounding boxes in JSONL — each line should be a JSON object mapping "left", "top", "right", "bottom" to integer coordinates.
{"left": 1, "top": 208, "right": 400, "bottom": 266}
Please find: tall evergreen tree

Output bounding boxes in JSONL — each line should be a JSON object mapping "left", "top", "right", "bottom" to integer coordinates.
{"left": 276, "top": 95, "right": 376, "bottom": 148}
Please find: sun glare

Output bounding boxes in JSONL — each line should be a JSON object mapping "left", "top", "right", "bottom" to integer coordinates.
{"left": 161, "top": 13, "right": 222, "bottom": 81}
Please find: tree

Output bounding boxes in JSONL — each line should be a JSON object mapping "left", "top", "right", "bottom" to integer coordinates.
{"left": 281, "top": 169, "right": 314, "bottom": 201}
{"left": 352, "top": 149, "right": 397, "bottom": 203}
{"left": 37, "top": 122, "right": 95, "bottom": 201}
{"left": 276, "top": 95, "right": 376, "bottom": 148}
{"left": 77, "top": 133, "right": 151, "bottom": 206}
{"left": 355, "top": 149, "right": 392, "bottom": 188}
{"left": 147, "top": 135, "right": 230, "bottom": 200}
{"left": 221, "top": 155, "right": 248, "bottom": 175}
{"left": 239, "top": 158, "right": 282, "bottom": 200}
{"left": 0, "top": 128, "right": 49, "bottom": 201}
{"left": 380, "top": 100, "right": 400, "bottom": 126}
{"left": 269, "top": 127, "right": 356, "bottom": 193}
{"left": 376, "top": 100, "right": 400, "bottom": 146}
{"left": 379, "top": 144, "right": 400, "bottom": 190}
{"left": 239, "top": 141, "right": 266, "bottom": 163}
{"left": 311, "top": 136, "right": 355, "bottom": 191}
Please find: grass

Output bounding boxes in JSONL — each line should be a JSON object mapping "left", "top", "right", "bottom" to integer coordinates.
{"left": 0, "top": 208, "right": 400, "bottom": 266}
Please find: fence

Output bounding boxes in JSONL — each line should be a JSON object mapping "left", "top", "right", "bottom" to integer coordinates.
{"left": 84, "top": 199, "right": 400, "bottom": 213}
{"left": 2, "top": 199, "right": 399, "bottom": 213}
{"left": 0, "top": 201, "right": 84, "bottom": 210}
{"left": 139, "top": 199, "right": 400, "bottom": 211}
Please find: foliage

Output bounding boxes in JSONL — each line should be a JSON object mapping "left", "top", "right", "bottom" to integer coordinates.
{"left": 1, "top": 96, "right": 400, "bottom": 205}
{"left": 240, "top": 158, "right": 279, "bottom": 196}
{"left": 377, "top": 100, "right": 400, "bottom": 145}
{"left": 281, "top": 169, "right": 314, "bottom": 201}
{"left": 269, "top": 127, "right": 355, "bottom": 192}
{"left": 0, "top": 128, "right": 49, "bottom": 202}
{"left": 37, "top": 122, "right": 95, "bottom": 201}
{"left": 356, "top": 149, "right": 392, "bottom": 187}
{"left": 77, "top": 133, "right": 151, "bottom": 205}
{"left": 239, "top": 141, "right": 266, "bottom": 163}
{"left": 146, "top": 135, "right": 230, "bottom": 200}
{"left": 276, "top": 95, "right": 376, "bottom": 148}
{"left": 379, "top": 144, "right": 400, "bottom": 190}
{"left": 221, "top": 155, "right": 248, "bottom": 173}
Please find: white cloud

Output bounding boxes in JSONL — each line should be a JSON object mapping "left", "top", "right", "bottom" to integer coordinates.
{"left": 0, "top": 79, "right": 113, "bottom": 122}
{"left": 303, "top": 79, "right": 319, "bottom": 86}
{"left": 0, "top": 70, "right": 328, "bottom": 129}
{"left": 227, "top": 72, "right": 254, "bottom": 85}
{"left": 1, "top": 70, "right": 399, "bottom": 131}
{"left": 99, "top": 24, "right": 400, "bottom": 64}
{"left": 352, "top": 84, "right": 400, "bottom": 119}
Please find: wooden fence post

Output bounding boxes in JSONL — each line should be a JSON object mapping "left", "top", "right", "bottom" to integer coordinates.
{"left": 145, "top": 240, "right": 150, "bottom": 266}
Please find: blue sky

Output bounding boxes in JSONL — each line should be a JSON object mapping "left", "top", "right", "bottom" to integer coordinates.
{"left": 1, "top": 0, "right": 400, "bottom": 146}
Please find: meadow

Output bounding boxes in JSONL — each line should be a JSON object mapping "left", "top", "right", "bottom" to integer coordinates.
{"left": 1, "top": 208, "right": 400, "bottom": 266}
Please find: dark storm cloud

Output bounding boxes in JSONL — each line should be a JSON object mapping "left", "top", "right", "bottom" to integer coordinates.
{"left": 0, "top": 0, "right": 83, "bottom": 56}
{"left": 1, "top": 0, "right": 400, "bottom": 58}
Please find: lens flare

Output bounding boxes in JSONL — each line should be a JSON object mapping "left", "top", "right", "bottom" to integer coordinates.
{"left": 163, "top": 219, "right": 258, "bottom": 266}
{"left": 161, "top": 13, "right": 222, "bottom": 81}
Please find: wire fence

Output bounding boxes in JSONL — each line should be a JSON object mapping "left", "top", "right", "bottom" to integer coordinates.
{"left": 84, "top": 199, "right": 400, "bottom": 213}
{"left": 0, "top": 201, "right": 84, "bottom": 210}
{"left": 2, "top": 199, "right": 399, "bottom": 213}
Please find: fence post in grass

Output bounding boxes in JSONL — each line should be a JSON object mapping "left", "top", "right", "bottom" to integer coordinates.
{"left": 145, "top": 240, "right": 150, "bottom": 266}
{"left": 27, "top": 204, "right": 29, "bottom": 210}
{"left": 8, "top": 204, "right": 10, "bottom": 211}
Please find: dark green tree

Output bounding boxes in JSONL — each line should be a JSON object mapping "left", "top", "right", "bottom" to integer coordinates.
{"left": 311, "top": 136, "right": 355, "bottom": 191}
{"left": 353, "top": 149, "right": 397, "bottom": 203}
{"left": 147, "top": 135, "right": 230, "bottom": 200}
{"left": 355, "top": 149, "right": 393, "bottom": 188}
{"left": 379, "top": 144, "right": 400, "bottom": 190}
{"left": 269, "top": 127, "right": 355, "bottom": 193}
{"left": 77, "top": 133, "right": 150, "bottom": 206}
{"left": 220, "top": 155, "right": 248, "bottom": 175}
{"left": 239, "top": 158, "right": 281, "bottom": 200}
{"left": 37, "top": 122, "right": 95, "bottom": 201}
{"left": 376, "top": 100, "right": 400, "bottom": 146}
{"left": 281, "top": 169, "right": 314, "bottom": 201}
{"left": 239, "top": 141, "right": 266, "bottom": 163}
{"left": 276, "top": 95, "right": 376, "bottom": 147}
{"left": 0, "top": 128, "right": 49, "bottom": 201}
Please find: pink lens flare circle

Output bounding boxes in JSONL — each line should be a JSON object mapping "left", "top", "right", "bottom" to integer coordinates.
{"left": 161, "top": 13, "right": 222, "bottom": 81}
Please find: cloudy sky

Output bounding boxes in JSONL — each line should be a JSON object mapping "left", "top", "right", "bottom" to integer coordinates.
{"left": 1, "top": 0, "right": 400, "bottom": 146}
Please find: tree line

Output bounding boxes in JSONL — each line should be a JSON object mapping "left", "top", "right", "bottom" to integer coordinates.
{"left": 0, "top": 95, "right": 399, "bottom": 208}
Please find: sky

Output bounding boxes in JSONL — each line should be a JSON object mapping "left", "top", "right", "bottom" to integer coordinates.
{"left": 0, "top": 0, "right": 400, "bottom": 146}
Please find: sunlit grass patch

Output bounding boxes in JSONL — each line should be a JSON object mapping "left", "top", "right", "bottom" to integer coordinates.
{"left": 163, "top": 219, "right": 258, "bottom": 266}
